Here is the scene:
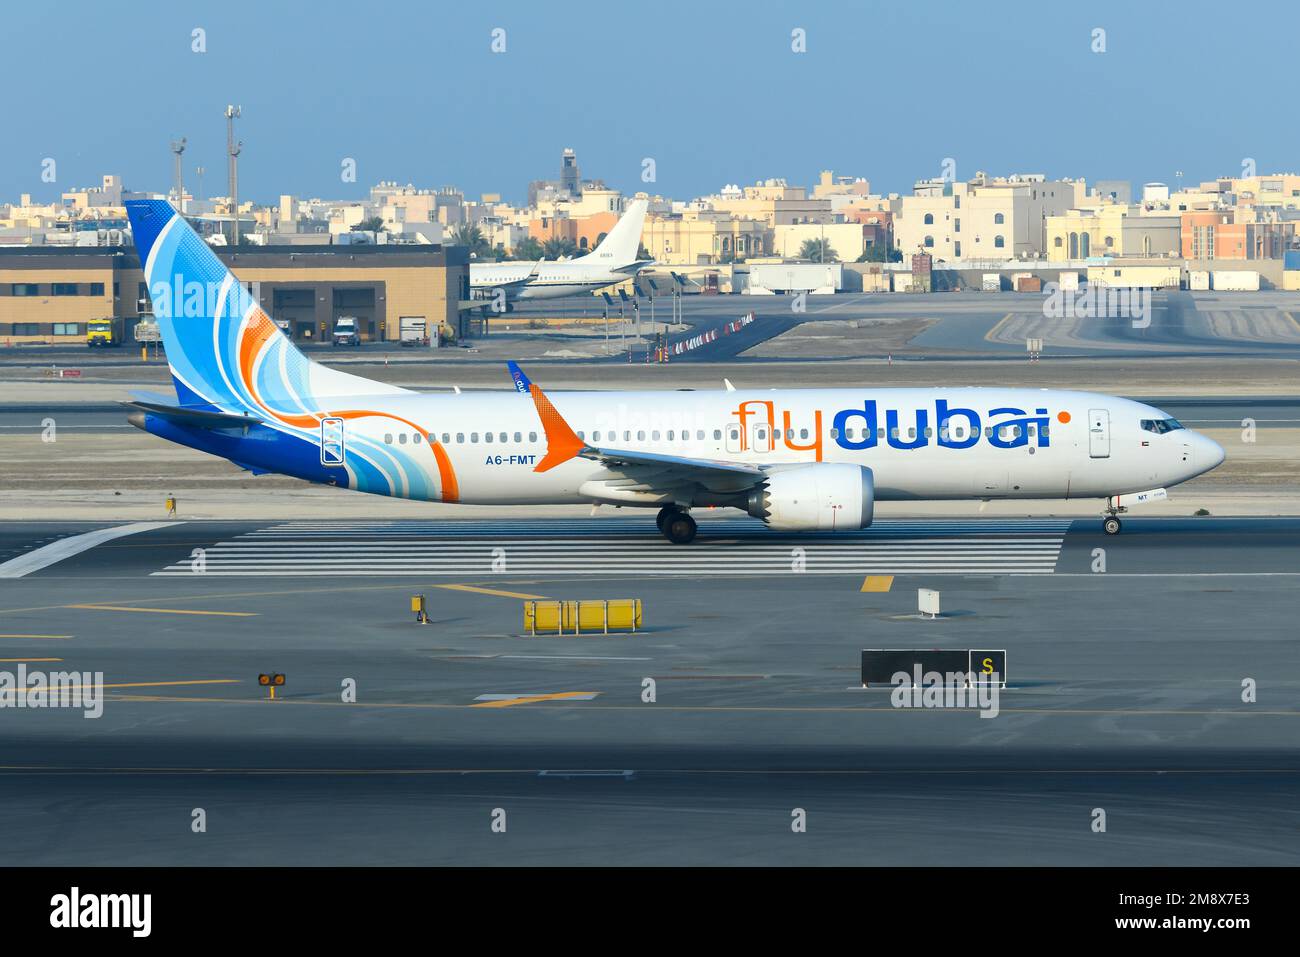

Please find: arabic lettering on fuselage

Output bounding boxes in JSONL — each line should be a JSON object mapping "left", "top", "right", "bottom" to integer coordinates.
{"left": 733, "top": 398, "right": 1068, "bottom": 461}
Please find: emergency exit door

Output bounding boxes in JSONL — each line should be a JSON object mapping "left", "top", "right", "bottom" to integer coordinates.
{"left": 320, "top": 417, "right": 345, "bottom": 466}
{"left": 1087, "top": 408, "right": 1110, "bottom": 458}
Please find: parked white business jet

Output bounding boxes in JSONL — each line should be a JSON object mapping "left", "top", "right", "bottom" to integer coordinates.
{"left": 469, "top": 199, "right": 650, "bottom": 302}
{"left": 123, "top": 198, "right": 1225, "bottom": 544}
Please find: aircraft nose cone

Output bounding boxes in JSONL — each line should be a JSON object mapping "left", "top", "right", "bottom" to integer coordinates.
{"left": 1196, "top": 433, "right": 1225, "bottom": 472}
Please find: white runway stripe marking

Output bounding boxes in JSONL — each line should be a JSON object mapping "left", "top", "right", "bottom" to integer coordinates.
{"left": 154, "top": 519, "right": 1068, "bottom": 577}
{"left": 3, "top": 522, "right": 179, "bottom": 579}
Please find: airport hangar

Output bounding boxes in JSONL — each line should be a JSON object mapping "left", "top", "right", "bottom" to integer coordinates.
{"left": 0, "top": 242, "right": 471, "bottom": 345}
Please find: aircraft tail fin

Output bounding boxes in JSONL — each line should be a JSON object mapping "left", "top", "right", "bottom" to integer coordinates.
{"left": 124, "top": 199, "right": 407, "bottom": 419}
{"left": 575, "top": 199, "right": 647, "bottom": 268}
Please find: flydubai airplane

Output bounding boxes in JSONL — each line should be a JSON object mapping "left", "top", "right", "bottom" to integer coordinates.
{"left": 123, "top": 198, "right": 1224, "bottom": 544}
{"left": 468, "top": 198, "right": 650, "bottom": 303}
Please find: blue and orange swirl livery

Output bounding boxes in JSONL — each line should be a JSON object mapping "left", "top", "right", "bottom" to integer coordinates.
{"left": 124, "top": 199, "right": 459, "bottom": 502}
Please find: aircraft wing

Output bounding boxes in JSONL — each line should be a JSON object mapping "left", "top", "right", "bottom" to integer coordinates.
{"left": 506, "top": 360, "right": 766, "bottom": 496}
{"left": 579, "top": 445, "right": 764, "bottom": 494}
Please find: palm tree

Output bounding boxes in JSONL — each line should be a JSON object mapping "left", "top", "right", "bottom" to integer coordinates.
{"left": 513, "top": 236, "right": 544, "bottom": 261}
{"left": 799, "top": 238, "right": 837, "bottom": 263}
{"left": 351, "top": 216, "right": 385, "bottom": 233}
{"left": 450, "top": 223, "right": 493, "bottom": 260}
{"left": 542, "top": 236, "right": 578, "bottom": 260}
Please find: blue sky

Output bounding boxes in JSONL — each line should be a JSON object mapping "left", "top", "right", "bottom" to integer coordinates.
{"left": 7, "top": 0, "right": 1298, "bottom": 205}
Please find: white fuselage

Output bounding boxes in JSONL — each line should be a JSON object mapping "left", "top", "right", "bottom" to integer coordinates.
{"left": 342, "top": 387, "right": 1224, "bottom": 507}
{"left": 470, "top": 261, "right": 639, "bottom": 300}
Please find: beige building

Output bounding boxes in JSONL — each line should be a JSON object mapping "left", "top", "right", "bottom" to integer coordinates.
{"left": 709, "top": 179, "right": 833, "bottom": 227}
{"left": 892, "top": 173, "right": 1082, "bottom": 261}
{"left": 772, "top": 223, "right": 880, "bottom": 262}
{"left": 1045, "top": 206, "right": 1181, "bottom": 260}
{"left": 642, "top": 209, "right": 769, "bottom": 265}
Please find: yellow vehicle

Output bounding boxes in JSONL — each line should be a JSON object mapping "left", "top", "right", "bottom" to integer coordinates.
{"left": 87, "top": 318, "right": 124, "bottom": 347}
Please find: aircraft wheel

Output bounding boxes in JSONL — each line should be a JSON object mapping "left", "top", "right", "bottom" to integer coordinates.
{"left": 655, "top": 506, "right": 681, "bottom": 532}
{"left": 662, "top": 512, "right": 697, "bottom": 545}
{"left": 1103, "top": 516, "right": 1122, "bottom": 535}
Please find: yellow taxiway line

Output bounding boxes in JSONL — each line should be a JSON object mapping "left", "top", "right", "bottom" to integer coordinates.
{"left": 435, "top": 584, "right": 550, "bottom": 600}
{"left": 471, "top": 691, "right": 599, "bottom": 708}
{"left": 65, "top": 604, "right": 257, "bottom": 617}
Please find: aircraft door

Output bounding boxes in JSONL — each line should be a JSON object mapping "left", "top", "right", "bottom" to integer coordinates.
{"left": 1088, "top": 408, "right": 1110, "bottom": 458}
{"left": 725, "top": 421, "right": 745, "bottom": 454}
{"left": 320, "top": 416, "right": 345, "bottom": 466}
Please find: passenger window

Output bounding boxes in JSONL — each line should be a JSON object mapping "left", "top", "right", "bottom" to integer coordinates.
{"left": 499, "top": 432, "right": 507, "bottom": 442}
{"left": 578, "top": 431, "right": 585, "bottom": 440}
{"left": 667, "top": 430, "right": 674, "bottom": 440}
{"left": 456, "top": 433, "right": 464, "bottom": 443}
{"left": 384, "top": 433, "right": 393, "bottom": 444}
{"left": 471, "top": 432, "right": 479, "bottom": 443}
{"left": 713, "top": 430, "right": 721, "bottom": 440}
{"left": 413, "top": 432, "right": 423, "bottom": 444}
{"left": 484, "top": 432, "right": 493, "bottom": 443}
{"left": 442, "top": 433, "right": 450, "bottom": 444}
{"left": 830, "top": 428, "right": 839, "bottom": 439}
{"left": 637, "top": 430, "right": 645, "bottom": 441}
{"left": 624, "top": 431, "right": 631, "bottom": 441}
{"left": 514, "top": 432, "right": 521, "bottom": 442}
{"left": 652, "top": 430, "right": 660, "bottom": 441}
{"left": 698, "top": 430, "right": 706, "bottom": 440}
{"left": 529, "top": 432, "right": 537, "bottom": 442}
{"left": 923, "top": 428, "right": 932, "bottom": 438}
{"left": 800, "top": 429, "right": 809, "bottom": 439}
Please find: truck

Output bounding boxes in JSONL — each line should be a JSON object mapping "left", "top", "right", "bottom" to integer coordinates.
{"left": 332, "top": 316, "right": 361, "bottom": 347}
{"left": 86, "top": 317, "right": 124, "bottom": 347}
{"left": 399, "top": 316, "right": 428, "bottom": 347}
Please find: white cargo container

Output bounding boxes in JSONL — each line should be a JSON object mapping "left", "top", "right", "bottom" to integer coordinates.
{"left": 891, "top": 271, "right": 913, "bottom": 292}
{"left": 981, "top": 273, "right": 1002, "bottom": 292}
{"left": 744, "top": 263, "right": 842, "bottom": 295}
{"left": 1188, "top": 270, "right": 1210, "bottom": 291}
{"left": 1211, "top": 270, "right": 1260, "bottom": 292}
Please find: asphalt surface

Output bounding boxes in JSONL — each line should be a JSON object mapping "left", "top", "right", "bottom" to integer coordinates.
{"left": 6, "top": 289, "right": 1300, "bottom": 367}
{"left": 0, "top": 515, "right": 1296, "bottom": 865}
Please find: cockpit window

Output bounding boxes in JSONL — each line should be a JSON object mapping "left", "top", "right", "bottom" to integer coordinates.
{"left": 1140, "top": 418, "right": 1183, "bottom": 434}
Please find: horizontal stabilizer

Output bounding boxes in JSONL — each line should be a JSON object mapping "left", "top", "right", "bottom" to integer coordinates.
{"left": 124, "top": 400, "right": 259, "bottom": 431}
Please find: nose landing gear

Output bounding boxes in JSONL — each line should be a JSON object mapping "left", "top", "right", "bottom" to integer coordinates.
{"left": 1102, "top": 496, "right": 1126, "bottom": 535}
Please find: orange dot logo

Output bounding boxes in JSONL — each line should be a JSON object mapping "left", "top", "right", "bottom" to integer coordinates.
{"left": 1057, "top": 411, "right": 1072, "bottom": 423}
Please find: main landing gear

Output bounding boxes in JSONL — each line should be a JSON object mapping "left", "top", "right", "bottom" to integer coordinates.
{"left": 656, "top": 506, "right": 697, "bottom": 545}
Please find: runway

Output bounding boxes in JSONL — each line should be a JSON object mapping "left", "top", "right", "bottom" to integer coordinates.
{"left": 151, "top": 517, "right": 1072, "bottom": 576}
{"left": 1, "top": 515, "right": 1297, "bottom": 865}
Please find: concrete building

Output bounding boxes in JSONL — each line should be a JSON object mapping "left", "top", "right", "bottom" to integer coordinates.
{"left": 772, "top": 222, "right": 886, "bottom": 262}
{"left": 709, "top": 179, "right": 833, "bottom": 227}
{"left": 1045, "top": 205, "right": 1181, "bottom": 260}
{"left": 1181, "top": 210, "right": 1295, "bottom": 260}
{"left": 893, "top": 173, "right": 1081, "bottom": 261}
{"left": 642, "top": 209, "right": 769, "bottom": 265}
{"left": 0, "top": 243, "right": 470, "bottom": 345}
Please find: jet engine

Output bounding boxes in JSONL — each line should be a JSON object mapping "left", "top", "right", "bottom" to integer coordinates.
{"left": 746, "top": 464, "right": 875, "bottom": 531}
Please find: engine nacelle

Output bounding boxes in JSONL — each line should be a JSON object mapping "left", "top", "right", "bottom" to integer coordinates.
{"left": 747, "top": 464, "right": 875, "bottom": 531}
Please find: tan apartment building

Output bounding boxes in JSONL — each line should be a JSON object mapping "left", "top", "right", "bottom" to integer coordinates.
{"left": 893, "top": 174, "right": 1081, "bottom": 261}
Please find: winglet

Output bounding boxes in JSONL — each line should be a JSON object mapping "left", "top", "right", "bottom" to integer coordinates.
{"left": 513, "top": 364, "right": 585, "bottom": 472}
{"left": 507, "top": 361, "right": 531, "bottom": 394}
